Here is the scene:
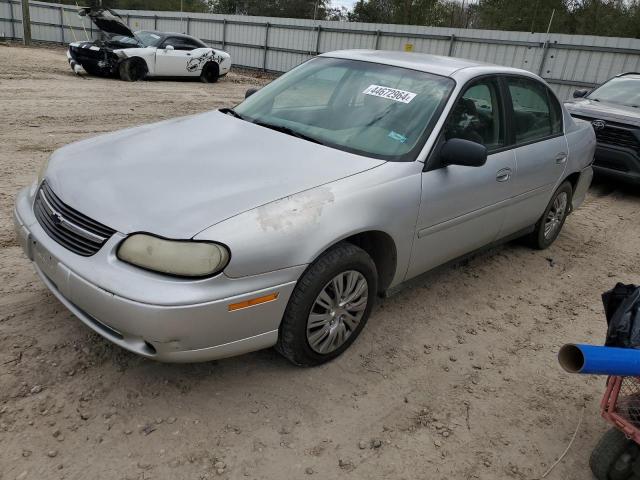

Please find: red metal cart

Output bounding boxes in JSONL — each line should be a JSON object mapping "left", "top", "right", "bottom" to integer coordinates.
{"left": 591, "top": 376, "right": 640, "bottom": 480}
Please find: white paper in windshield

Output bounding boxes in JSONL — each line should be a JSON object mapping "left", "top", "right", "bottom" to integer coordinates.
{"left": 363, "top": 85, "right": 417, "bottom": 104}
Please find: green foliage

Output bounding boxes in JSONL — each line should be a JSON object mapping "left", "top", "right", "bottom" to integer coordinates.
{"left": 46, "top": 0, "right": 640, "bottom": 36}
{"left": 206, "top": 0, "right": 332, "bottom": 19}
{"left": 55, "top": 0, "right": 209, "bottom": 12}
{"left": 348, "top": 0, "right": 640, "bottom": 36}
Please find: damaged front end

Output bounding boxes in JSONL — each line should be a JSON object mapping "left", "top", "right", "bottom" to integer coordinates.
{"left": 67, "top": 8, "right": 136, "bottom": 77}
{"left": 67, "top": 42, "right": 123, "bottom": 76}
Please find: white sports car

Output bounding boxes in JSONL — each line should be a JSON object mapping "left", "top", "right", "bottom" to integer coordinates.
{"left": 67, "top": 8, "right": 231, "bottom": 82}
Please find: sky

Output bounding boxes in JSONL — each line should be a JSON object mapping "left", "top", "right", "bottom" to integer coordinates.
{"left": 332, "top": 0, "right": 356, "bottom": 10}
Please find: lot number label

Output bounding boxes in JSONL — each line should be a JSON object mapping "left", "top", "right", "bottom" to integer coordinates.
{"left": 363, "top": 85, "right": 417, "bottom": 104}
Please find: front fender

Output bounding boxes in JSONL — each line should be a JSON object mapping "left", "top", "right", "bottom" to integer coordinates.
{"left": 195, "top": 161, "right": 423, "bottom": 288}
{"left": 118, "top": 47, "right": 156, "bottom": 74}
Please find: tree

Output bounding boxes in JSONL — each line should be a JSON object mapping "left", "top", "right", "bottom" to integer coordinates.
{"left": 207, "top": 0, "right": 333, "bottom": 19}
{"left": 348, "top": 0, "right": 393, "bottom": 23}
{"left": 55, "top": 0, "right": 209, "bottom": 12}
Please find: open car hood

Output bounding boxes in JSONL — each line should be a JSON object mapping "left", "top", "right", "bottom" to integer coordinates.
{"left": 78, "top": 7, "right": 135, "bottom": 39}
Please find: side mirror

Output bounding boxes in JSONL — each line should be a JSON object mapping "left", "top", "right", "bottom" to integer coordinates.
{"left": 245, "top": 87, "right": 259, "bottom": 99}
{"left": 165, "top": 45, "right": 174, "bottom": 51}
{"left": 440, "top": 138, "right": 487, "bottom": 167}
{"left": 573, "top": 89, "right": 589, "bottom": 98}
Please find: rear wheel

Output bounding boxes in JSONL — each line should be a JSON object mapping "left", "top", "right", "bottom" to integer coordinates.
{"left": 527, "top": 181, "right": 573, "bottom": 249}
{"left": 200, "top": 62, "right": 219, "bottom": 83}
{"left": 118, "top": 58, "right": 148, "bottom": 82}
{"left": 276, "top": 243, "right": 377, "bottom": 367}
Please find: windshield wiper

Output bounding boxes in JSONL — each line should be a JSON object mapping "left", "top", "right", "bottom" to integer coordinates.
{"left": 252, "top": 120, "right": 325, "bottom": 146}
{"left": 219, "top": 108, "right": 245, "bottom": 120}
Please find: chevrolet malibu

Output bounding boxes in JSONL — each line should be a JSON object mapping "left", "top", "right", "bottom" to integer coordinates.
{"left": 14, "top": 50, "right": 596, "bottom": 366}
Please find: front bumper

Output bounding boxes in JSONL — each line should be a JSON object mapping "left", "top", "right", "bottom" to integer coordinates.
{"left": 67, "top": 44, "right": 118, "bottom": 77}
{"left": 14, "top": 185, "right": 302, "bottom": 362}
{"left": 593, "top": 145, "right": 640, "bottom": 185}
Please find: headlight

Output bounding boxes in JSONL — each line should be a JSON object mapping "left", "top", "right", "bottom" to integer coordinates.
{"left": 37, "top": 157, "right": 50, "bottom": 184}
{"left": 117, "top": 234, "right": 230, "bottom": 278}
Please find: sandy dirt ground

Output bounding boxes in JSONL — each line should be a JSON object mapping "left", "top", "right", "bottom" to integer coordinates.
{"left": 1, "top": 43, "right": 640, "bottom": 480}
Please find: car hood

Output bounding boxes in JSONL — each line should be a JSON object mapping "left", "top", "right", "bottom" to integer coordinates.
{"left": 78, "top": 7, "right": 135, "bottom": 39}
{"left": 565, "top": 99, "right": 640, "bottom": 127}
{"left": 45, "top": 111, "right": 385, "bottom": 238}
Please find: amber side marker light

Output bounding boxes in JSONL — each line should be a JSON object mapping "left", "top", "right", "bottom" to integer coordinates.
{"left": 228, "top": 292, "right": 279, "bottom": 312}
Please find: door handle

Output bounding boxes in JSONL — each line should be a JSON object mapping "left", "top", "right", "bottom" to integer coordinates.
{"left": 555, "top": 153, "right": 568, "bottom": 164}
{"left": 496, "top": 168, "right": 512, "bottom": 182}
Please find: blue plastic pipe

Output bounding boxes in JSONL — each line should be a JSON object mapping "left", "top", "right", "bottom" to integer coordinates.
{"left": 559, "top": 343, "right": 640, "bottom": 376}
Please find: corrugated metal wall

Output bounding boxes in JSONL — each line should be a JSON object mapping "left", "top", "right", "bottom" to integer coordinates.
{"left": 3, "top": 0, "right": 640, "bottom": 99}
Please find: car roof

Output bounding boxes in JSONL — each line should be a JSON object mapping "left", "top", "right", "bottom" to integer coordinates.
{"left": 320, "top": 49, "right": 533, "bottom": 79}
{"left": 618, "top": 72, "right": 640, "bottom": 79}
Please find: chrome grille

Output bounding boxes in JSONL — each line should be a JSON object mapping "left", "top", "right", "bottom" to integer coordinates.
{"left": 34, "top": 181, "right": 116, "bottom": 256}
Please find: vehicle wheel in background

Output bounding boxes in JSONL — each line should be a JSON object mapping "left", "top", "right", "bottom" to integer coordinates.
{"left": 118, "top": 58, "right": 148, "bottom": 82}
{"left": 200, "top": 62, "right": 219, "bottom": 83}
{"left": 590, "top": 427, "right": 634, "bottom": 480}
{"left": 276, "top": 243, "right": 377, "bottom": 367}
{"left": 527, "top": 181, "right": 573, "bottom": 250}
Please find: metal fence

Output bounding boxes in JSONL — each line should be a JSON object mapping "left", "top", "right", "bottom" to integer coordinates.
{"left": 3, "top": 0, "right": 640, "bottom": 99}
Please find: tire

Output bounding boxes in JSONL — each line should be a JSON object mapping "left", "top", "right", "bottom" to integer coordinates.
{"left": 276, "top": 242, "right": 378, "bottom": 367}
{"left": 527, "top": 181, "right": 573, "bottom": 249}
{"left": 590, "top": 428, "right": 633, "bottom": 480}
{"left": 200, "top": 62, "right": 219, "bottom": 83}
{"left": 118, "top": 58, "right": 148, "bottom": 82}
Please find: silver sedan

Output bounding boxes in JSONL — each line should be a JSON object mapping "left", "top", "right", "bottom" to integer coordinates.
{"left": 14, "top": 50, "right": 596, "bottom": 366}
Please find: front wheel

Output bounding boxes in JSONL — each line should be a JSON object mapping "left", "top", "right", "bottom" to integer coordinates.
{"left": 276, "top": 243, "right": 377, "bottom": 367}
{"left": 118, "top": 58, "right": 148, "bottom": 82}
{"left": 527, "top": 181, "right": 573, "bottom": 249}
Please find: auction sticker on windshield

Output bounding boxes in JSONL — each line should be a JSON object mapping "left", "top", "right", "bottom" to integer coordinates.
{"left": 363, "top": 85, "right": 417, "bottom": 104}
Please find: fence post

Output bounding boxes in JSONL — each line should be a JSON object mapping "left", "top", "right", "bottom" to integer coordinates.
{"left": 263, "top": 22, "right": 270, "bottom": 71}
{"left": 125, "top": 14, "right": 129, "bottom": 26}
{"left": 374, "top": 29, "right": 381, "bottom": 50}
{"left": 222, "top": 18, "right": 226, "bottom": 50}
{"left": 59, "top": 5, "right": 65, "bottom": 43}
{"left": 186, "top": 16, "right": 190, "bottom": 35}
{"left": 9, "top": 0, "right": 15, "bottom": 39}
{"left": 21, "top": 0, "right": 31, "bottom": 45}
{"left": 315, "top": 25, "right": 322, "bottom": 54}
{"left": 153, "top": 15, "right": 157, "bottom": 30}
{"left": 538, "top": 40, "right": 550, "bottom": 76}
{"left": 448, "top": 34, "right": 456, "bottom": 56}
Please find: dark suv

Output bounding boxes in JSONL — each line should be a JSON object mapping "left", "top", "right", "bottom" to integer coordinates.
{"left": 565, "top": 73, "right": 640, "bottom": 185}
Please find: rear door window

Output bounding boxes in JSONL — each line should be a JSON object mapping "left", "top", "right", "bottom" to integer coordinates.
{"left": 506, "top": 77, "right": 562, "bottom": 144}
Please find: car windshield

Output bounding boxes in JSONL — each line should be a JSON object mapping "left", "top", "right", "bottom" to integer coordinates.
{"left": 107, "top": 31, "right": 160, "bottom": 47}
{"left": 233, "top": 57, "right": 455, "bottom": 161}
{"left": 588, "top": 75, "right": 640, "bottom": 107}
{"left": 134, "top": 31, "right": 163, "bottom": 47}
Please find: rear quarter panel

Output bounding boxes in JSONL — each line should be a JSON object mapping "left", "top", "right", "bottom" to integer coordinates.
{"left": 564, "top": 116, "right": 596, "bottom": 208}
